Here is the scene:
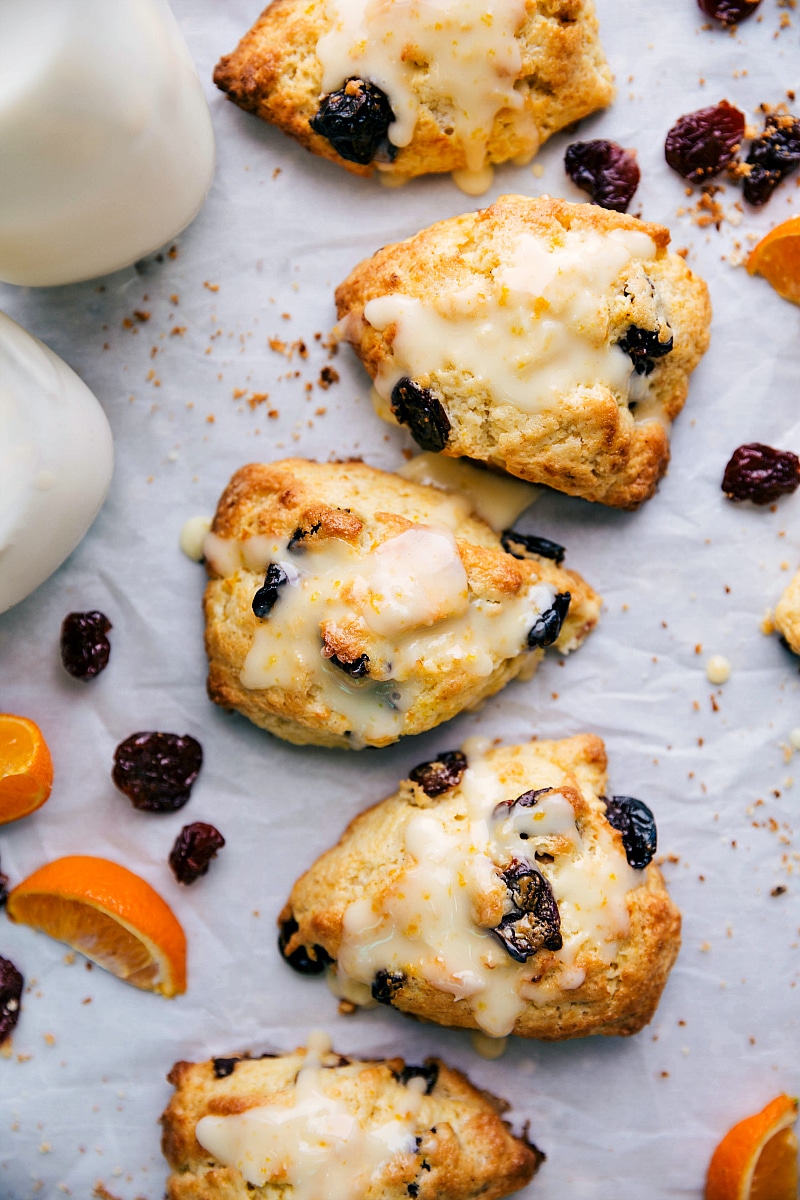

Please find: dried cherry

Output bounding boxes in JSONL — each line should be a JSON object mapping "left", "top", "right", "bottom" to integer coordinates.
{"left": 252, "top": 563, "right": 289, "bottom": 618}
{"left": 409, "top": 750, "right": 467, "bottom": 797}
{"left": 743, "top": 111, "right": 800, "bottom": 206}
{"left": 60, "top": 611, "right": 112, "bottom": 679}
{"left": 491, "top": 861, "right": 562, "bottom": 962}
{"left": 501, "top": 530, "right": 565, "bottom": 565}
{"left": 722, "top": 443, "right": 800, "bottom": 505}
{"left": 278, "top": 915, "right": 332, "bottom": 975}
{"left": 698, "top": 0, "right": 762, "bottom": 23}
{"left": 0, "top": 956, "right": 23, "bottom": 1044}
{"left": 310, "top": 78, "right": 397, "bottom": 165}
{"left": 0, "top": 858, "right": 8, "bottom": 908}
{"left": 169, "top": 822, "right": 225, "bottom": 885}
{"left": 212, "top": 1057, "right": 239, "bottom": 1078}
{"left": 527, "top": 593, "right": 570, "bottom": 650}
{"left": 664, "top": 101, "right": 745, "bottom": 181}
{"left": 397, "top": 1062, "right": 439, "bottom": 1094}
{"left": 617, "top": 325, "right": 674, "bottom": 376}
{"left": 564, "top": 140, "right": 640, "bottom": 213}
{"left": 112, "top": 732, "right": 203, "bottom": 812}
{"left": 329, "top": 652, "right": 370, "bottom": 679}
{"left": 390, "top": 378, "right": 451, "bottom": 453}
{"left": 371, "top": 969, "right": 405, "bottom": 1005}
{"left": 603, "top": 796, "right": 657, "bottom": 869}
{"left": 493, "top": 787, "right": 553, "bottom": 820}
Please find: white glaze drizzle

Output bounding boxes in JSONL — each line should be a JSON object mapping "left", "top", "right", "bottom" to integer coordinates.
{"left": 196, "top": 1031, "right": 426, "bottom": 1197}
{"left": 204, "top": 522, "right": 555, "bottom": 746}
{"left": 335, "top": 741, "right": 642, "bottom": 1036}
{"left": 397, "top": 453, "right": 540, "bottom": 531}
{"left": 316, "top": 0, "right": 534, "bottom": 190}
{"left": 361, "top": 227, "right": 660, "bottom": 421}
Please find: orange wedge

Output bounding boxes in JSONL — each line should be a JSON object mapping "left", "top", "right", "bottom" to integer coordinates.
{"left": 7, "top": 856, "right": 186, "bottom": 997}
{"left": 0, "top": 714, "right": 53, "bottom": 824}
{"left": 705, "top": 1093, "right": 799, "bottom": 1200}
{"left": 747, "top": 215, "right": 800, "bottom": 305}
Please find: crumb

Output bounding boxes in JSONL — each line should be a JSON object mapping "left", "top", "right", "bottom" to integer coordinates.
{"left": 338, "top": 1000, "right": 357, "bottom": 1015}
{"left": 771, "top": 885, "right": 788, "bottom": 896}
{"left": 248, "top": 392, "right": 269, "bottom": 410}
{"left": 318, "top": 365, "right": 340, "bottom": 390}
{"left": 203, "top": 281, "right": 219, "bottom": 292}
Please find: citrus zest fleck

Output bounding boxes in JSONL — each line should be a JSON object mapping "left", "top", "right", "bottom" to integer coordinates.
{"left": 0, "top": 714, "right": 53, "bottom": 824}
{"left": 7, "top": 856, "right": 187, "bottom": 997}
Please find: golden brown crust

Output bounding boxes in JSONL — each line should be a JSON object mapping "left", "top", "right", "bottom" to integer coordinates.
{"left": 161, "top": 1048, "right": 542, "bottom": 1199}
{"left": 213, "top": 0, "right": 613, "bottom": 181}
{"left": 775, "top": 568, "right": 800, "bottom": 655}
{"left": 203, "top": 458, "right": 601, "bottom": 748}
{"left": 335, "top": 195, "right": 712, "bottom": 509}
{"left": 282, "top": 734, "right": 682, "bottom": 1038}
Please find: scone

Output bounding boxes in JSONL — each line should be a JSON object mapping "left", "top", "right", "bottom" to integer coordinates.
{"left": 161, "top": 1032, "right": 542, "bottom": 1199}
{"left": 335, "top": 195, "right": 713, "bottom": 509}
{"left": 279, "top": 734, "right": 681, "bottom": 1038}
{"left": 213, "top": 0, "right": 614, "bottom": 193}
{"left": 775, "top": 569, "right": 800, "bottom": 655}
{"left": 202, "top": 458, "right": 600, "bottom": 749}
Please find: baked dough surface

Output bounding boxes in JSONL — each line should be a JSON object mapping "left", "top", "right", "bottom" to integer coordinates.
{"left": 213, "top": 0, "right": 614, "bottom": 182}
{"left": 162, "top": 1047, "right": 542, "bottom": 1199}
{"left": 335, "top": 195, "right": 712, "bottom": 509}
{"left": 775, "top": 569, "right": 800, "bottom": 655}
{"left": 203, "top": 458, "right": 600, "bottom": 749}
{"left": 281, "top": 734, "right": 682, "bottom": 1038}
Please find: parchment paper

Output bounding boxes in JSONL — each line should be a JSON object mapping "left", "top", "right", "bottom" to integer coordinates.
{"left": 1, "top": 1, "right": 799, "bottom": 1196}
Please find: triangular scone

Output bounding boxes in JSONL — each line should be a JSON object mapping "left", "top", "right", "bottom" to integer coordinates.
{"left": 335, "top": 196, "right": 712, "bottom": 509}
{"left": 279, "top": 734, "right": 681, "bottom": 1038}
{"left": 775, "top": 568, "right": 800, "bottom": 654}
{"left": 162, "top": 1035, "right": 542, "bottom": 1199}
{"left": 202, "top": 459, "right": 600, "bottom": 749}
{"left": 214, "top": 0, "right": 614, "bottom": 190}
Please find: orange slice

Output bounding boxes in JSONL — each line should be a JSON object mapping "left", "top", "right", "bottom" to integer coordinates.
{"left": 747, "top": 215, "right": 800, "bottom": 305}
{"left": 0, "top": 714, "right": 53, "bottom": 824}
{"left": 705, "top": 1093, "right": 799, "bottom": 1200}
{"left": 7, "top": 856, "right": 187, "bottom": 997}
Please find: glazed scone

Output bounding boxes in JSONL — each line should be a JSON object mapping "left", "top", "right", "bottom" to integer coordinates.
{"left": 213, "top": 0, "right": 614, "bottom": 193}
{"left": 202, "top": 459, "right": 600, "bottom": 749}
{"left": 279, "top": 735, "right": 681, "bottom": 1039}
{"left": 335, "top": 195, "right": 713, "bottom": 509}
{"left": 775, "top": 569, "right": 800, "bottom": 655}
{"left": 161, "top": 1032, "right": 542, "bottom": 1199}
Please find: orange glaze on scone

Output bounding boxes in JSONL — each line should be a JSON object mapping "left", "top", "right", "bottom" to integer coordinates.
{"left": 161, "top": 1033, "right": 543, "bottom": 1199}
{"left": 280, "top": 734, "right": 681, "bottom": 1038}
{"left": 335, "top": 196, "right": 712, "bottom": 509}
{"left": 202, "top": 459, "right": 600, "bottom": 749}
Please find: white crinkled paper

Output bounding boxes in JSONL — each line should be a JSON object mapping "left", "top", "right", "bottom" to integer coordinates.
{"left": 1, "top": 1, "right": 799, "bottom": 1197}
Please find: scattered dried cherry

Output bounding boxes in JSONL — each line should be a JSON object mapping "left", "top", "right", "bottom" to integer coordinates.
{"left": 0, "top": 956, "right": 23, "bottom": 1044}
{"left": 212, "top": 1057, "right": 239, "bottom": 1078}
{"left": 409, "top": 750, "right": 467, "bottom": 797}
{"left": 564, "top": 140, "right": 640, "bottom": 212}
{"left": 169, "top": 822, "right": 225, "bottom": 885}
{"left": 698, "top": 0, "right": 762, "bottom": 23}
{"left": 617, "top": 325, "right": 674, "bottom": 376}
{"left": 0, "top": 858, "right": 8, "bottom": 908}
{"left": 743, "top": 111, "right": 800, "bottom": 206}
{"left": 501, "top": 530, "right": 565, "bottom": 565}
{"left": 329, "top": 652, "right": 370, "bottom": 678}
{"left": 310, "top": 77, "right": 397, "bottom": 165}
{"left": 491, "top": 861, "right": 562, "bottom": 962}
{"left": 390, "top": 378, "right": 451, "bottom": 453}
{"left": 665, "top": 101, "right": 745, "bottom": 181}
{"left": 527, "top": 593, "right": 570, "bottom": 650}
{"left": 397, "top": 1062, "right": 439, "bottom": 1094}
{"left": 603, "top": 796, "right": 657, "bottom": 870}
{"left": 60, "top": 611, "right": 112, "bottom": 680}
{"left": 112, "top": 732, "right": 203, "bottom": 812}
{"left": 722, "top": 443, "right": 800, "bottom": 505}
{"left": 493, "top": 787, "right": 553, "bottom": 820}
{"left": 371, "top": 969, "right": 405, "bottom": 1005}
{"left": 278, "top": 915, "right": 332, "bottom": 975}
{"left": 252, "top": 563, "right": 289, "bottom": 618}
